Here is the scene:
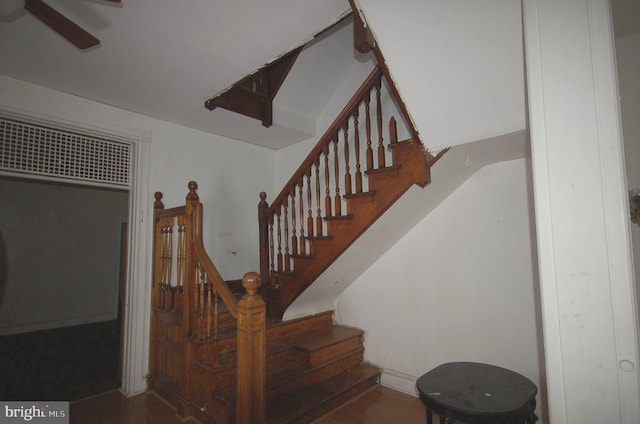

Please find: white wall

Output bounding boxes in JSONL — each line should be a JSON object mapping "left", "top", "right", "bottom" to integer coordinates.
{"left": 334, "top": 159, "right": 542, "bottom": 407}
{"left": 0, "top": 75, "right": 278, "bottom": 393}
{"left": 0, "top": 75, "right": 277, "bottom": 281}
{"left": 0, "top": 179, "right": 128, "bottom": 335}
{"left": 355, "top": 0, "right": 526, "bottom": 150}
{"left": 617, "top": 32, "right": 640, "bottom": 325}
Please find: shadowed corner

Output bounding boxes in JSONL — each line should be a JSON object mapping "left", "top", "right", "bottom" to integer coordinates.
{"left": 0, "top": 230, "right": 7, "bottom": 311}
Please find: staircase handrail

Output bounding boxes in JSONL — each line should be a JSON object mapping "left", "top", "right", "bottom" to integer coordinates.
{"left": 184, "top": 181, "right": 266, "bottom": 424}
{"left": 186, "top": 181, "right": 239, "bottom": 318}
{"left": 265, "top": 66, "right": 383, "bottom": 215}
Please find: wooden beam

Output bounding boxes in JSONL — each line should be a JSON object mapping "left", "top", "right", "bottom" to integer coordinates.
{"left": 205, "top": 47, "right": 302, "bottom": 127}
{"left": 349, "top": 0, "right": 376, "bottom": 54}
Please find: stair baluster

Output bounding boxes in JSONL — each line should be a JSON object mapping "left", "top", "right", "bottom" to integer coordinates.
{"left": 151, "top": 183, "right": 266, "bottom": 423}
{"left": 323, "top": 143, "right": 332, "bottom": 218}
{"left": 290, "top": 186, "right": 298, "bottom": 256}
{"left": 375, "top": 76, "right": 386, "bottom": 168}
{"left": 315, "top": 158, "right": 323, "bottom": 237}
{"left": 257, "top": 65, "right": 438, "bottom": 320}
{"left": 365, "top": 89, "right": 373, "bottom": 171}
{"left": 333, "top": 136, "right": 342, "bottom": 216}
{"left": 283, "top": 196, "right": 290, "bottom": 272}
{"left": 353, "top": 109, "right": 363, "bottom": 193}
{"left": 298, "top": 179, "right": 306, "bottom": 255}
{"left": 343, "top": 123, "right": 352, "bottom": 196}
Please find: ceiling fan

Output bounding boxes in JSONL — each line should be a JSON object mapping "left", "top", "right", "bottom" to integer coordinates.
{"left": 0, "top": 0, "right": 121, "bottom": 50}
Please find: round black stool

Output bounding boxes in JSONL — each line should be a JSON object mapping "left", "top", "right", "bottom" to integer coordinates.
{"left": 416, "top": 362, "right": 538, "bottom": 424}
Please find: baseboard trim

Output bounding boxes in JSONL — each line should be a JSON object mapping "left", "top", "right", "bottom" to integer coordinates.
{"left": 380, "top": 368, "right": 418, "bottom": 397}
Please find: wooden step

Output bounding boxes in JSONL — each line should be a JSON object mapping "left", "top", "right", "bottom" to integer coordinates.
{"left": 266, "top": 364, "right": 381, "bottom": 424}
{"left": 207, "top": 321, "right": 372, "bottom": 423}
{"left": 291, "top": 325, "right": 364, "bottom": 367}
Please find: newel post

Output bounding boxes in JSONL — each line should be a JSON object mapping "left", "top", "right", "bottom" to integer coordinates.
{"left": 258, "top": 192, "right": 270, "bottom": 288}
{"left": 236, "top": 272, "right": 266, "bottom": 424}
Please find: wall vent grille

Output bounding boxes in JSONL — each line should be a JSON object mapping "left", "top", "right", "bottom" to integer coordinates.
{"left": 0, "top": 118, "right": 130, "bottom": 188}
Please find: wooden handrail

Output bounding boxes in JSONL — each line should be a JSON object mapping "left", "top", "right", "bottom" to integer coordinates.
{"left": 152, "top": 183, "right": 265, "bottom": 423}
{"left": 186, "top": 182, "right": 239, "bottom": 318}
{"left": 259, "top": 65, "right": 410, "bottom": 293}
{"left": 265, "top": 66, "right": 383, "bottom": 215}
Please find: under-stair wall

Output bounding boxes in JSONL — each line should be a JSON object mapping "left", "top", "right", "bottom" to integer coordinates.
{"left": 284, "top": 130, "right": 529, "bottom": 319}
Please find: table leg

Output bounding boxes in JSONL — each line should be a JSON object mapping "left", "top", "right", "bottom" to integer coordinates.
{"left": 426, "top": 409, "right": 432, "bottom": 424}
{"left": 527, "top": 398, "right": 539, "bottom": 423}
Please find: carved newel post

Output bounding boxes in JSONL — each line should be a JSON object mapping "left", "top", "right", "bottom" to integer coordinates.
{"left": 235, "top": 272, "right": 266, "bottom": 424}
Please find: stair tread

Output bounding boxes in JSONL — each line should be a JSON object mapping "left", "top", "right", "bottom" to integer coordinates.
{"left": 290, "top": 253, "right": 315, "bottom": 260}
{"left": 266, "top": 364, "right": 380, "bottom": 424}
{"left": 214, "top": 362, "right": 307, "bottom": 404}
{"left": 293, "top": 325, "right": 363, "bottom": 351}
{"left": 324, "top": 214, "right": 354, "bottom": 221}
{"left": 343, "top": 190, "right": 376, "bottom": 199}
{"left": 365, "top": 164, "right": 401, "bottom": 175}
{"left": 215, "top": 324, "right": 360, "bottom": 368}
{"left": 306, "top": 234, "right": 334, "bottom": 241}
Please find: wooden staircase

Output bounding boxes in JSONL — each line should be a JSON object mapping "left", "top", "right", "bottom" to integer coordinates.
{"left": 258, "top": 66, "right": 442, "bottom": 320}
{"left": 149, "top": 189, "right": 384, "bottom": 424}
{"left": 148, "top": 48, "right": 443, "bottom": 424}
{"left": 262, "top": 137, "right": 433, "bottom": 320}
{"left": 190, "top": 311, "right": 379, "bottom": 424}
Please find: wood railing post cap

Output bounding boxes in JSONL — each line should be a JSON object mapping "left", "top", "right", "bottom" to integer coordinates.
{"left": 242, "top": 272, "right": 261, "bottom": 294}
{"left": 154, "top": 192, "right": 164, "bottom": 209}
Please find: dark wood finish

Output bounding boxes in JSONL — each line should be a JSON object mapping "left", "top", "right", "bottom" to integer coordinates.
{"left": 151, "top": 183, "right": 267, "bottom": 422}
{"left": 235, "top": 273, "right": 267, "bottom": 424}
{"left": 70, "top": 386, "right": 425, "bottom": 424}
{"left": 253, "top": 5, "right": 439, "bottom": 322}
{"left": 265, "top": 138, "right": 435, "bottom": 320}
{"left": 24, "top": 0, "right": 100, "bottom": 50}
{"left": 198, "top": 311, "right": 379, "bottom": 424}
{"left": 315, "top": 386, "right": 425, "bottom": 424}
{"left": 70, "top": 391, "right": 199, "bottom": 424}
{"left": 351, "top": 0, "right": 376, "bottom": 54}
{"left": 205, "top": 48, "right": 302, "bottom": 127}
{"left": 416, "top": 362, "right": 538, "bottom": 424}
{"left": 153, "top": 26, "right": 452, "bottom": 418}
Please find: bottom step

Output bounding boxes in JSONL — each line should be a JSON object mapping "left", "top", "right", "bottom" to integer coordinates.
{"left": 266, "top": 364, "right": 380, "bottom": 424}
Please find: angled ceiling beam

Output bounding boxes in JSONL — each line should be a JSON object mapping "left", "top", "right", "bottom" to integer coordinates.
{"left": 205, "top": 47, "right": 302, "bottom": 127}
{"left": 350, "top": 1, "right": 376, "bottom": 53}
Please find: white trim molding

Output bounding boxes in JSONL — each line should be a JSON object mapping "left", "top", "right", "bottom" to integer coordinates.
{"left": 0, "top": 97, "right": 153, "bottom": 396}
{"left": 523, "top": 0, "right": 640, "bottom": 422}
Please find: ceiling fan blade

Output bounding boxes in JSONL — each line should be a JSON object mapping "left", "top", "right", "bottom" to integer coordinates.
{"left": 24, "top": 0, "right": 100, "bottom": 50}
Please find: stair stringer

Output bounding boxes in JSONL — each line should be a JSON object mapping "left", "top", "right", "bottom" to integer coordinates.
{"left": 283, "top": 130, "right": 528, "bottom": 320}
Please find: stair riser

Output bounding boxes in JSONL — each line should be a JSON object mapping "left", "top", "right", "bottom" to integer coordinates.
{"left": 268, "top": 350, "right": 364, "bottom": 401}
{"left": 269, "top": 373, "right": 380, "bottom": 424}
{"left": 295, "top": 336, "right": 364, "bottom": 367}
{"left": 266, "top": 311, "right": 333, "bottom": 339}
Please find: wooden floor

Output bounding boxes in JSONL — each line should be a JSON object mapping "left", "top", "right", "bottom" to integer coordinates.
{"left": 70, "top": 386, "right": 426, "bottom": 424}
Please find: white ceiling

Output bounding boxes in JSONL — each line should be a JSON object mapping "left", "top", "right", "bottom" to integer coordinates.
{"left": 0, "top": 1, "right": 637, "bottom": 150}
{"left": 0, "top": 0, "right": 355, "bottom": 149}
